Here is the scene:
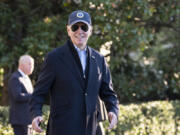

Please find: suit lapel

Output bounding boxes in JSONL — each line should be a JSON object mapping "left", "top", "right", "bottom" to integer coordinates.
{"left": 86, "top": 47, "right": 97, "bottom": 90}
{"left": 57, "top": 43, "right": 84, "bottom": 89}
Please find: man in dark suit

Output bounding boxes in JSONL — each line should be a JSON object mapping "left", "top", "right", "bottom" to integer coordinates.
{"left": 30, "top": 10, "right": 119, "bottom": 135}
{"left": 8, "top": 55, "right": 34, "bottom": 135}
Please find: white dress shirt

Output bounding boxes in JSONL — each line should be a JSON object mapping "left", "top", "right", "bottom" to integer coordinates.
{"left": 18, "top": 69, "right": 33, "bottom": 94}
{"left": 73, "top": 45, "right": 87, "bottom": 75}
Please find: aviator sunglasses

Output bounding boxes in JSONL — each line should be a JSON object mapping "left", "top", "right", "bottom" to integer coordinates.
{"left": 71, "top": 24, "right": 89, "bottom": 32}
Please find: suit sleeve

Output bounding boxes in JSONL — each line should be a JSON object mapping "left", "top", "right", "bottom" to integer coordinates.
{"left": 99, "top": 57, "right": 119, "bottom": 117}
{"left": 29, "top": 53, "right": 55, "bottom": 119}
{"left": 8, "top": 77, "right": 30, "bottom": 102}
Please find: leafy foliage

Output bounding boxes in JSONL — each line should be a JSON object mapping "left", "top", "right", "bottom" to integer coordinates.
{"left": 0, "top": 0, "right": 180, "bottom": 103}
{"left": 0, "top": 106, "right": 13, "bottom": 135}
{"left": 104, "top": 100, "right": 180, "bottom": 135}
{"left": 2, "top": 101, "right": 180, "bottom": 135}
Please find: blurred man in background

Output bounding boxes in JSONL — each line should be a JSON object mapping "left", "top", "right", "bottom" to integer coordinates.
{"left": 8, "top": 55, "right": 34, "bottom": 135}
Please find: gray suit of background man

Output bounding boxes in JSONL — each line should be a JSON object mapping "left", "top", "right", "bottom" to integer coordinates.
{"left": 8, "top": 55, "right": 34, "bottom": 135}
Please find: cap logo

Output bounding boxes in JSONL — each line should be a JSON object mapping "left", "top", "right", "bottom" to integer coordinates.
{"left": 77, "top": 12, "right": 84, "bottom": 18}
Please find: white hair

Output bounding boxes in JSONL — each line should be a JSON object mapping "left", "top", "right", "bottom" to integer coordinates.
{"left": 18, "top": 55, "right": 34, "bottom": 66}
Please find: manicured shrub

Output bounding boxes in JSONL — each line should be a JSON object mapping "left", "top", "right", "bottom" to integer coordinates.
{"left": 1, "top": 100, "right": 180, "bottom": 135}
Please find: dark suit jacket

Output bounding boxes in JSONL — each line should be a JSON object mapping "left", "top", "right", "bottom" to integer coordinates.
{"left": 30, "top": 40, "right": 119, "bottom": 135}
{"left": 8, "top": 71, "right": 32, "bottom": 125}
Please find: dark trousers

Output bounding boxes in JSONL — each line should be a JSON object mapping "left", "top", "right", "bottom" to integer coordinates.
{"left": 12, "top": 125, "right": 28, "bottom": 135}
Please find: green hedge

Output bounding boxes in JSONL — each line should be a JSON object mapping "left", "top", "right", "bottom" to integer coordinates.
{"left": 107, "top": 100, "right": 180, "bottom": 135}
{"left": 1, "top": 100, "right": 180, "bottom": 135}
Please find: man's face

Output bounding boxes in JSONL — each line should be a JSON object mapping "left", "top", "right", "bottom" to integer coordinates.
{"left": 67, "top": 22, "right": 92, "bottom": 49}
{"left": 23, "top": 58, "right": 34, "bottom": 75}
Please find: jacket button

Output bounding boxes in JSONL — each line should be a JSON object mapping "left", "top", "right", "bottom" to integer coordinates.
{"left": 85, "top": 93, "right": 87, "bottom": 96}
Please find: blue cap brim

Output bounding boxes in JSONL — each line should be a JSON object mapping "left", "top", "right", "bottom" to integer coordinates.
{"left": 68, "top": 20, "right": 90, "bottom": 26}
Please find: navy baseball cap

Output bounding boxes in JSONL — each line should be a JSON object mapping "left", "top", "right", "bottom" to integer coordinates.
{"left": 68, "top": 10, "right": 92, "bottom": 26}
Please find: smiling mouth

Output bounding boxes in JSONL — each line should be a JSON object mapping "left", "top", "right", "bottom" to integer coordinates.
{"left": 75, "top": 35, "right": 84, "bottom": 38}
{"left": 75, "top": 37, "right": 85, "bottom": 41}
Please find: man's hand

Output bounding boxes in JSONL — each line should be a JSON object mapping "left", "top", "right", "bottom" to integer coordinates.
{"left": 32, "top": 116, "right": 44, "bottom": 133}
{"left": 108, "top": 112, "right": 117, "bottom": 129}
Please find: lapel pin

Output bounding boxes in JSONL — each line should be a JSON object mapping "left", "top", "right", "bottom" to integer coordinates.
{"left": 92, "top": 56, "right": 95, "bottom": 59}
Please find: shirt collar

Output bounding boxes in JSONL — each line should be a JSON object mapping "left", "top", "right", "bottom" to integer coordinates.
{"left": 73, "top": 44, "right": 87, "bottom": 52}
{"left": 18, "top": 69, "right": 28, "bottom": 78}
